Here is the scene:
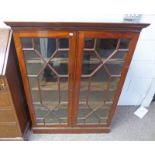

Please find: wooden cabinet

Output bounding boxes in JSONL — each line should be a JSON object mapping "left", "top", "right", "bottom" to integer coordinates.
{"left": 6, "top": 22, "right": 149, "bottom": 133}
{"left": 0, "top": 29, "right": 28, "bottom": 139}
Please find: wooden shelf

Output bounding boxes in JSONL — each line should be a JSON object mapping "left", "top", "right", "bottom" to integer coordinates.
{"left": 31, "top": 81, "right": 118, "bottom": 91}
{"left": 26, "top": 58, "right": 124, "bottom": 65}
{"left": 33, "top": 101, "right": 112, "bottom": 110}
{"left": 31, "top": 82, "right": 68, "bottom": 91}
{"left": 26, "top": 58, "right": 69, "bottom": 64}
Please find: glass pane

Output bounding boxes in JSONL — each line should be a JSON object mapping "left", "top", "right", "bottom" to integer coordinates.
{"left": 50, "top": 51, "right": 69, "bottom": 75}
{"left": 21, "top": 38, "right": 32, "bottom": 48}
{"left": 120, "top": 38, "right": 130, "bottom": 49}
{"left": 23, "top": 50, "right": 44, "bottom": 75}
{"left": 84, "top": 39, "right": 95, "bottom": 49}
{"left": 77, "top": 38, "right": 130, "bottom": 125}
{"left": 22, "top": 37, "right": 69, "bottom": 125}
{"left": 59, "top": 39, "right": 69, "bottom": 49}
{"left": 82, "top": 51, "right": 100, "bottom": 75}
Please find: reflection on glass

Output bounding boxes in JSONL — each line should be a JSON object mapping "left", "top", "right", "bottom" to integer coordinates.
{"left": 22, "top": 38, "right": 69, "bottom": 125}
{"left": 78, "top": 38, "right": 130, "bottom": 125}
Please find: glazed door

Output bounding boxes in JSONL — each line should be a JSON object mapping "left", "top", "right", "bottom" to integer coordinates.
{"left": 14, "top": 30, "right": 138, "bottom": 130}
{"left": 14, "top": 31, "right": 76, "bottom": 127}
{"left": 74, "top": 31, "right": 137, "bottom": 127}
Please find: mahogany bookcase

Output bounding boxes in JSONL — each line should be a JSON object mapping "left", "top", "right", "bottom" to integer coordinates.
{"left": 5, "top": 22, "right": 149, "bottom": 133}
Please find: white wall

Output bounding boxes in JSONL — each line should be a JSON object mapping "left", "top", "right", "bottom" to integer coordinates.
{"left": 118, "top": 15, "right": 155, "bottom": 107}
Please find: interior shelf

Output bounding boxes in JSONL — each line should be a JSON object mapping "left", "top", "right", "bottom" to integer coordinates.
{"left": 30, "top": 81, "right": 118, "bottom": 91}
{"left": 26, "top": 58, "right": 125, "bottom": 65}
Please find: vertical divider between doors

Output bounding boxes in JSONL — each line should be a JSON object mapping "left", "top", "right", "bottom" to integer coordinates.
{"left": 68, "top": 31, "right": 77, "bottom": 127}
{"left": 72, "top": 32, "right": 85, "bottom": 126}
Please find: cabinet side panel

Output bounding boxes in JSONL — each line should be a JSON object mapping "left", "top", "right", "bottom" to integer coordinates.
{"left": 5, "top": 34, "right": 29, "bottom": 134}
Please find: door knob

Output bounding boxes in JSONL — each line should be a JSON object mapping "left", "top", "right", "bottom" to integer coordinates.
{"left": 69, "top": 33, "right": 74, "bottom": 36}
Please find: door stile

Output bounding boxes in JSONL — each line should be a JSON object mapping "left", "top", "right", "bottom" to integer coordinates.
{"left": 13, "top": 32, "right": 37, "bottom": 126}
{"left": 72, "top": 32, "right": 85, "bottom": 126}
{"left": 67, "top": 32, "right": 77, "bottom": 126}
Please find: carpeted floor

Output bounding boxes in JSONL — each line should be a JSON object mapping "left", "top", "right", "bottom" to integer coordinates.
{"left": 28, "top": 102, "right": 155, "bottom": 141}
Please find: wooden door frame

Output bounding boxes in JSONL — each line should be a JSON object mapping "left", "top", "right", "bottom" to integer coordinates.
{"left": 12, "top": 29, "right": 140, "bottom": 131}
{"left": 73, "top": 31, "right": 140, "bottom": 127}
{"left": 13, "top": 30, "right": 77, "bottom": 128}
